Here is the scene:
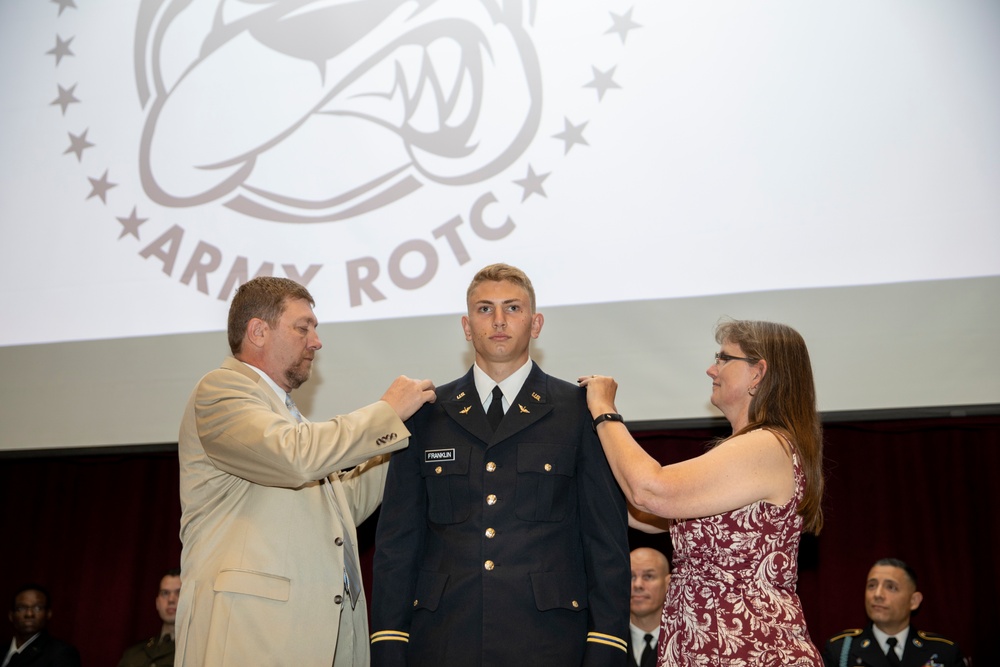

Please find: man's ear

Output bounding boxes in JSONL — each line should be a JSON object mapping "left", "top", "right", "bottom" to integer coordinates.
{"left": 461, "top": 315, "right": 472, "bottom": 341}
{"left": 245, "top": 317, "right": 268, "bottom": 349}
{"left": 531, "top": 312, "right": 544, "bottom": 339}
{"left": 909, "top": 590, "right": 923, "bottom": 612}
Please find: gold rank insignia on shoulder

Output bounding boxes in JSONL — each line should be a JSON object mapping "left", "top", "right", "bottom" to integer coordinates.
{"left": 828, "top": 629, "right": 862, "bottom": 643}
{"left": 518, "top": 404, "right": 530, "bottom": 414}
{"left": 455, "top": 391, "right": 466, "bottom": 400}
{"left": 459, "top": 405, "right": 472, "bottom": 414}
{"left": 531, "top": 392, "right": 541, "bottom": 401}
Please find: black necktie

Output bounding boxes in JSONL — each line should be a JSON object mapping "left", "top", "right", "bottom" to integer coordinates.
{"left": 640, "top": 633, "right": 655, "bottom": 667}
{"left": 885, "top": 637, "right": 902, "bottom": 667}
{"left": 487, "top": 385, "right": 504, "bottom": 431}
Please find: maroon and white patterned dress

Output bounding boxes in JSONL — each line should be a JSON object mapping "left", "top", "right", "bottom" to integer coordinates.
{"left": 658, "top": 443, "right": 822, "bottom": 667}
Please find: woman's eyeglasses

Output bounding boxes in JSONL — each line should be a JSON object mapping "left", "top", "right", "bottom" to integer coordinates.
{"left": 714, "top": 352, "right": 758, "bottom": 366}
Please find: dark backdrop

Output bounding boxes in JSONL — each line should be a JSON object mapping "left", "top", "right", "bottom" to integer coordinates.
{"left": 2, "top": 415, "right": 996, "bottom": 665}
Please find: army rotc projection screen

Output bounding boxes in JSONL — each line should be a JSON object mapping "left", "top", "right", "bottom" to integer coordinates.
{"left": 1, "top": 0, "right": 999, "bottom": 451}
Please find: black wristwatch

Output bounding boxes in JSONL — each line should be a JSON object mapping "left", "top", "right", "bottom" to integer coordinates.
{"left": 592, "top": 413, "right": 624, "bottom": 430}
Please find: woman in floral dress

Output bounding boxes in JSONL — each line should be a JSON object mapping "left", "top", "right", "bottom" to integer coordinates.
{"left": 580, "top": 320, "right": 824, "bottom": 666}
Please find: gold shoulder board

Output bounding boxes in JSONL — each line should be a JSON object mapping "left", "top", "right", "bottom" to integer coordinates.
{"left": 829, "top": 629, "right": 863, "bottom": 642}
{"left": 917, "top": 631, "right": 955, "bottom": 645}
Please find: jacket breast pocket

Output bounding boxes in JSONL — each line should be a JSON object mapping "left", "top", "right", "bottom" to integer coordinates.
{"left": 421, "top": 444, "right": 472, "bottom": 524}
{"left": 515, "top": 443, "right": 577, "bottom": 522}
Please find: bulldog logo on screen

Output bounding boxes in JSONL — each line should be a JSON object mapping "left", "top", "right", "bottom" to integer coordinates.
{"left": 45, "top": 1, "right": 641, "bottom": 309}
{"left": 135, "top": 0, "right": 542, "bottom": 223}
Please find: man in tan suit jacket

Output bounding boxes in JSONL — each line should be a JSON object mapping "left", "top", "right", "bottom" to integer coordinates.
{"left": 176, "top": 277, "right": 435, "bottom": 667}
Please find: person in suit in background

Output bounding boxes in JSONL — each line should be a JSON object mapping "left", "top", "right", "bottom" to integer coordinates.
{"left": 2, "top": 584, "right": 80, "bottom": 667}
{"left": 822, "top": 558, "right": 964, "bottom": 667}
{"left": 627, "top": 548, "right": 671, "bottom": 667}
{"left": 176, "top": 276, "right": 435, "bottom": 667}
{"left": 117, "top": 568, "right": 181, "bottom": 667}
{"left": 371, "top": 263, "right": 630, "bottom": 666}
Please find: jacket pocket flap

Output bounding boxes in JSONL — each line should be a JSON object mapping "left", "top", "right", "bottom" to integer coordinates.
{"left": 213, "top": 569, "right": 291, "bottom": 601}
{"left": 517, "top": 443, "right": 576, "bottom": 476}
{"left": 529, "top": 571, "right": 588, "bottom": 612}
{"left": 420, "top": 445, "right": 472, "bottom": 477}
{"left": 412, "top": 570, "right": 449, "bottom": 611}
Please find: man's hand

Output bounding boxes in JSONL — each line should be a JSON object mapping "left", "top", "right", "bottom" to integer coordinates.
{"left": 381, "top": 376, "right": 436, "bottom": 421}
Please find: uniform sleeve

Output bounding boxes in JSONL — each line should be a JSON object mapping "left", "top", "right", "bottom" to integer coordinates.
{"left": 370, "top": 416, "right": 428, "bottom": 667}
{"left": 577, "top": 398, "right": 631, "bottom": 666}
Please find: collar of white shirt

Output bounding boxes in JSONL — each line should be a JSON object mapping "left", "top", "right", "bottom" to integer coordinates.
{"left": 628, "top": 624, "right": 660, "bottom": 664}
{"left": 241, "top": 361, "right": 291, "bottom": 407}
{"left": 472, "top": 359, "right": 534, "bottom": 411}
{"left": 3, "top": 633, "right": 40, "bottom": 667}
{"left": 871, "top": 624, "right": 909, "bottom": 658}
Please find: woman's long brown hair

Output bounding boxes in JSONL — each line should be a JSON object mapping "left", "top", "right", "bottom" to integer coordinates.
{"left": 716, "top": 320, "right": 825, "bottom": 534}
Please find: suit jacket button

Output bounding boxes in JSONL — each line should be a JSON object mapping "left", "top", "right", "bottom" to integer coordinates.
{"left": 571, "top": 600, "right": 579, "bottom": 608}
{"left": 485, "top": 527, "right": 496, "bottom": 539}
{"left": 544, "top": 463, "right": 553, "bottom": 471}
{"left": 486, "top": 461, "right": 497, "bottom": 472}
{"left": 484, "top": 560, "right": 495, "bottom": 571}
{"left": 486, "top": 494, "right": 497, "bottom": 505}
{"left": 334, "top": 595, "right": 343, "bottom": 604}
{"left": 335, "top": 537, "right": 344, "bottom": 546}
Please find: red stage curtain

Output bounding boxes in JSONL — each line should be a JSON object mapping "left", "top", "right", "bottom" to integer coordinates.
{"left": 1, "top": 415, "right": 996, "bottom": 665}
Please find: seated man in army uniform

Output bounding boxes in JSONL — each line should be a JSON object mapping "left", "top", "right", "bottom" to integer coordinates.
{"left": 822, "top": 558, "right": 963, "bottom": 667}
{"left": 116, "top": 569, "right": 180, "bottom": 667}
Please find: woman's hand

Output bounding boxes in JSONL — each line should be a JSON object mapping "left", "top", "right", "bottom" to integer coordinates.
{"left": 577, "top": 374, "right": 619, "bottom": 416}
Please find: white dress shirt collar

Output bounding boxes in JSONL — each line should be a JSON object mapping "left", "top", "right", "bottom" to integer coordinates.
{"left": 473, "top": 359, "right": 534, "bottom": 410}
{"left": 2, "top": 633, "right": 40, "bottom": 667}
{"left": 871, "top": 624, "right": 909, "bottom": 660}
{"left": 241, "top": 361, "right": 288, "bottom": 405}
{"left": 628, "top": 623, "right": 659, "bottom": 666}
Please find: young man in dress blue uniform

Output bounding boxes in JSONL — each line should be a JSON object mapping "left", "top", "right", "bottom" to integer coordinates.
{"left": 371, "top": 263, "right": 629, "bottom": 666}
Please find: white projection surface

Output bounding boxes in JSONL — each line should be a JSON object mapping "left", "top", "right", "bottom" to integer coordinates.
{"left": 1, "top": 1, "right": 998, "bottom": 451}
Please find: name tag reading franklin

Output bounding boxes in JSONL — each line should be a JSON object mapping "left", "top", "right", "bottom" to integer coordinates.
{"left": 425, "top": 449, "right": 456, "bottom": 463}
